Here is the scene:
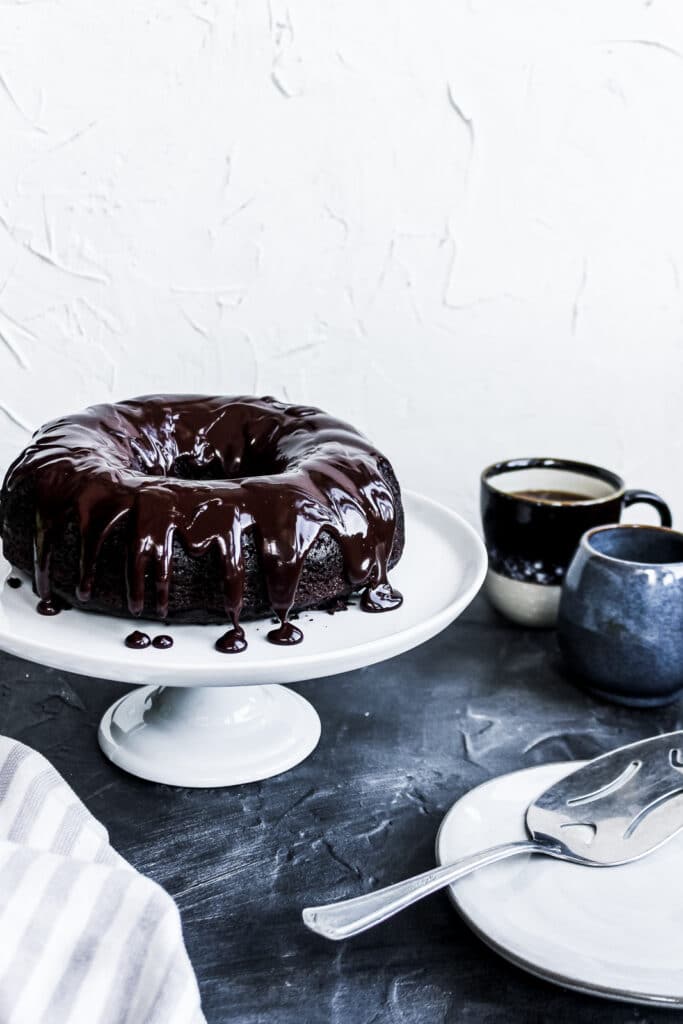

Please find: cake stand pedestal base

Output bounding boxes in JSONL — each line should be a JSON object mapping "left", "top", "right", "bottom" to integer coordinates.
{"left": 98, "top": 684, "right": 321, "bottom": 787}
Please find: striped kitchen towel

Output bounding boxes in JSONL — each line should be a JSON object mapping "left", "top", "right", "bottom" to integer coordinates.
{"left": 0, "top": 737, "right": 205, "bottom": 1024}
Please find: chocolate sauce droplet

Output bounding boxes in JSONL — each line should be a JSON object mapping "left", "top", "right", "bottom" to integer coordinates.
{"left": 7, "top": 577, "right": 22, "bottom": 589}
{"left": 37, "top": 599, "right": 61, "bottom": 616}
{"left": 152, "top": 634, "right": 173, "bottom": 649}
{"left": 125, "top": 630, "right": 151, "bottom": 649}
{"left": 360, "top": 582, "right": 403, "bottom": 613}
{"left": 267, "top": 620, "right": 303, "bottom": 646}
{"left": 215, "top": 625, "right": 247, "bottom": 654}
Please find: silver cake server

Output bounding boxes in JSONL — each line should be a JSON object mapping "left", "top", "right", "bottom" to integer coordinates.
{"left": 303, "top": 731, "right": 683, "bottom": 941}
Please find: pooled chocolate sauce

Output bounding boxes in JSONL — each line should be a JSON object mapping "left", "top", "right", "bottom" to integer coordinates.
{"left": 125, "top": 630, "right": 151, "bottom": 649}
{"left": 360, "top": 582, "right": 404, "bottom": 613}
{"left": 7, "top": 577, "right": 22, "bottom": 589}
{"left": 267, "top": 620, "right": 303, "bottom": 646}
{"left": 37, "top": 599, "right": 61, "bottom": 616}
{"left": 215, "top": 624, "right": 247, "bottom": 654}
{"left": 152, "top": 634, "right": 173, "bottom": 649}
{"left": 1, "top": 395, "right": 403, "bottom": 645}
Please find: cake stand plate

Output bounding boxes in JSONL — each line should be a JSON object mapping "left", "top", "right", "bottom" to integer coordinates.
{"left": 0, "top": 492, "right": 487, "bottom": 787}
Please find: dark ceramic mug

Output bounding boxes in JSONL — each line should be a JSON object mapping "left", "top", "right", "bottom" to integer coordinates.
{"left": 559, "top": 524, "right": 683, "bottom": 706}
{"left": 481, "top": 457, "right": 672, "bottom": 627}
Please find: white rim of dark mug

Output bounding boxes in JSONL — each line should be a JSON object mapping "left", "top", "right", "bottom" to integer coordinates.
{"left": 481, "top": 458, "right": 625, "bottom": 507}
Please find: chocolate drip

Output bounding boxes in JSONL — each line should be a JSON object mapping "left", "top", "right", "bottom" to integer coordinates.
{"left": 267, "top": 619, "right": 303, "bottom": 646}
{"left": 1, "top": 395, "right": 403, "bottom": 644}
{"left": 360, "top": 582, "right": 403, "bottom": 613}
{"left": 7, "top": 577, "right": 22, "bottom": 589}
{"left": 152, "top": 634, "right": 173, "bottom": 649}
{"left": 125, "top": 630, "right": 151, "bottom": 649}
{"left": 37, "top": 599, "right": 61, "bottom": 616}
{"left": 215, "top": 623, "right": 247, "bottom": 654}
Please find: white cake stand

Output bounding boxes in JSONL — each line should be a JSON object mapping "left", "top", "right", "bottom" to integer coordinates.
{"left": 0, "top": 492, "right": 486, "bottom": 787}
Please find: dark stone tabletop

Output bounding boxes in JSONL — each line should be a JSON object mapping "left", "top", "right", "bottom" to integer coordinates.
{"left": 0, "top": 594, "right": 680, "bottom": 1024}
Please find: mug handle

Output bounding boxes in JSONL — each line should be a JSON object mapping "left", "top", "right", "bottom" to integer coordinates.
{"left": 623, "top": 489, "right": 672, "bottom": 527}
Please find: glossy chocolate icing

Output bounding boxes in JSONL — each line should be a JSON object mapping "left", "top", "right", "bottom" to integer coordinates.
{"left": 215, "top": 623, "right": 247, "bottom": 654}
{"left": 37, "top": 599, "right": 61, "bottom": 616}
{"left": 267, "top": 619, "right": 303, "bottom": 646}
{"left": 360, "top": 581, "right": 403, "bottom": 612}
{"left": 152, "top": 634, "right": 173, "bottom": 649}
{"left": 125, "top": 630, "right": 151, "bottom": 649}
{"left": 1, "top": 395, "right": 403, "bottom": 646}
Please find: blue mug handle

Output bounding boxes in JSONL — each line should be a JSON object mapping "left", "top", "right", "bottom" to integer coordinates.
{"left": 623, "top": 489, "right": 672, "bottom": 527}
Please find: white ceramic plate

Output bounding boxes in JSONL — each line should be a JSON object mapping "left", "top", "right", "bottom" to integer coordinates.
{"left": 0, "top": 490, "right": 486, "bottom": 688}
{"left": 436, "top": 762, "right": 683, "bottom": 1009}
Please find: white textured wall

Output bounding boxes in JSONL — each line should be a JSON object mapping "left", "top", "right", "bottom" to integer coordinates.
{"left": 1, "top": 0, "right": 682, "bottom": 526}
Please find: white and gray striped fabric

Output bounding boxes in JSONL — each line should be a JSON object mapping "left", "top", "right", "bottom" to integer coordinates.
{"left": 0, "top": 737, "right": 205, "bottom": 1024}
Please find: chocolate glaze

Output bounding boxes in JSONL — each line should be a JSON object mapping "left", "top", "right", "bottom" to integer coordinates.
{"left": 215, "top": 623, "right": 247, "bottom": 654}
{"left": 360, "top": 581, "right": 403, "bottom": 613}
{"left": 125, "top": 630, "right": 151, "bottom": 649}
{"left": 0, "top": 395, "right": 403, "bottom": 645}
{"left": 37, "top": 598, "right": 61, "bottom": 616}
{"left": 267, "top": 619, "right": 303, "bottom": 646}
{"left": 152, "top": 634, "right": 173, "bottom": 649}
{"left": 7, "top": 577, "right": 22, "bottom": 589}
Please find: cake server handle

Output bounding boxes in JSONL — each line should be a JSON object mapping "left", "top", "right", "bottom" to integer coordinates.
{"left": 302, "top": 839, "right": 544, "bottom": 941}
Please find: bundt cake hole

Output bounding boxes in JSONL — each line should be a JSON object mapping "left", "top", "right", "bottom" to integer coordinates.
{"left": 123, "top": 415, "right": 291, "bottom": 482}
{"left": 169, "top": 451, "right": 285, "bottom": 481}
{"left": 167, "top": 454, "right": 230, "bottom": 481}
{"left": 130, "top": 449, "right": 286, "bottom": 482}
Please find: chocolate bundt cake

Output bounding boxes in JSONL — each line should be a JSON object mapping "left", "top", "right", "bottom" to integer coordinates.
{"left": 0, "top": 395, "right": 405, "bottom": 647}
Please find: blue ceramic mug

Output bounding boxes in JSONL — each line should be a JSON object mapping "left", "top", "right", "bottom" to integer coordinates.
{"left": 558, "top": 524, "right": 683, "bottom": 706}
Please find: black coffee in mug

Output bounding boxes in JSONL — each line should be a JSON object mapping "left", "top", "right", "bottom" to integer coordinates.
{"left": 480, "top": 457, "right": 672, "bottom": 627}
{"left": 512, "top": 489, "right": 593, "bottom": 503}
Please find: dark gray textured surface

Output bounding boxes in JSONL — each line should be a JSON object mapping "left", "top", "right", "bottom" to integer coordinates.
{"left": 0, "top": 594, "right": 680, "bottom": 1024}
